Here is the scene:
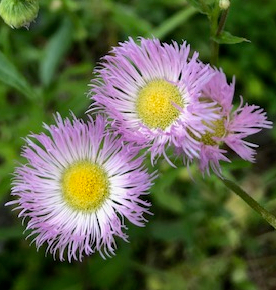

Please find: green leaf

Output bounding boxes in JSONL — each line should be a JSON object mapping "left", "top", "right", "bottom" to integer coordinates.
{"left": 150, "top": 6, "right": 197, "bottom": 39}
{"left": 88, "top": 245, "right": 131, "bottom": 289}
{"left": 55, "top": 64, "right": 92, "bottom": 115}
{"left": 212, "top": 31, "right": 250, "bottom": 44}
{"left": 186, "top": 0, "right": 214, "bottom": 14}
{"left": 40, "top": 18, "right": 73, "bottom": 87}
{"left": 0, "top": 226, "right": 24, "bottom": 241}
{"left": 151, "top": 168, "right": 185, "bottom": 214}
{"left": 111, "top": 3, "right": 152, "bottom": 36}
{"left": 148, "top": 220, "right": 186, "bottom": 241}
{"left": 0, "top": 50, "right": 36, "bottom": 100}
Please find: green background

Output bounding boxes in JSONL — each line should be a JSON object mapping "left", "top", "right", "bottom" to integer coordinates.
{"left": 0, "top": 0, "right": 276, "bottom": 289}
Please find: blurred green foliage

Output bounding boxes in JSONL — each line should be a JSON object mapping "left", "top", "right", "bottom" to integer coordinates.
{"left": 0, "top": 0, "right": 276, "bottom": 289}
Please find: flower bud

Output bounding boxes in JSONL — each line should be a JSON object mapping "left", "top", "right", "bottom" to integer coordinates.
{"left": 219, "top": 0, "right": 230, "bottom": 10}
{"left": 0, "top": 0, "right": 39, "bottom": 29}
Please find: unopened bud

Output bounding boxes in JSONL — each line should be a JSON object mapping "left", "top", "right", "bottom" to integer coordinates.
{"left": 219, "top": 0, "right": 230, "bottom": 10}
{"left": 0, "top": 0, "right": 39, "bottom": 29}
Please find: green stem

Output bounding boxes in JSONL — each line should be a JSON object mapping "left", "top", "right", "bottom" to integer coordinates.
{"left": 210, "top": 38, "right": 219, "bottom": 66}
{"left": 216, "top": 8, "right": 229, "bottom": 36}
{"left": 210, "top": 3, "right": 229, "bottom": 66}
{"left": 210, "top": 4, "right": 220, "bottom": 66}
{"left": 221, "top": 178, "right": 276, "bottom": 229}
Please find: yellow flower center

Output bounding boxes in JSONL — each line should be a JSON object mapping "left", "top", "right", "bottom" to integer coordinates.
{"left": 61, "top": 161, "right": 110, "bottom": 212}
{"left": 200, "top": 118, "right": 226, "bottom": 146}
{"left": 136, "top": 79, "right": 183, "bottom": 130}
{"left": 192, "top": 97, "right": 226, "bottom": 145}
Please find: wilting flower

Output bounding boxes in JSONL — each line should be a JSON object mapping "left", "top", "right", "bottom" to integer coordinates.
{"left": 0, "top": 0, "right": 39, "bottom": 29}
{"left": 89, "top": 37, "right": 219, "bottom": 165}
{"left": 177, "top": 67, "right": 272, "bottom": 176}
{"left": 8, "top": 114, "right": 155, "bottom": 261}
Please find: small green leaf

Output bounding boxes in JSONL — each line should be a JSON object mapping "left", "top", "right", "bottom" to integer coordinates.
{"left": 186, "top": 0, "right": 214, "bottom": 14}
{"left": 40, "top": 18, "right": 73, "bottom": 87}
{"left": 213, "top": 31, "right": 250, "bottom": 44}
{"left": 0, "top": 50, "right": 36, "bottom": 99}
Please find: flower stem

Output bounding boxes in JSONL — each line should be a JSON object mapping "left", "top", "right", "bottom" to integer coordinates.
{"left": 221, "top": 178, "right": 276, "bottom": 229}
{"left": 216, "top": 8, "right": 229, "bottom": 36}
{"left": 210, "top": 38, "right": 219, "bottom": 66}
{"left": 210, "top": 4, "right": 229, "bottom": 66}
{"left": 210, "top": 4, "right": 220, "bottom": 66}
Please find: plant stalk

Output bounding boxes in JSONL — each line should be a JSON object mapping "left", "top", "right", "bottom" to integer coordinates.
{"left": 210, "top": 3, "right": 229, "bottom": 66}
{"left": 221, "top": 178, "right": 276, "bottom": 229}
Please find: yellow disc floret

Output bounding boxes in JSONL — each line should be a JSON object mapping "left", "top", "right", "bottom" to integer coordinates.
{"left": 61, "top": 161, "right": 110, "bottom": 212}
{"left": 190, "top": 118, "right": 226, "bottom": 146}
{"left": 188, "top": 97, "right": 226, "bottom": 146}
{"left": 136, "top": 79, "right": 183, "bottom": 130}
{"left": 200, "top": 118, "right": 226, "bottom": 146}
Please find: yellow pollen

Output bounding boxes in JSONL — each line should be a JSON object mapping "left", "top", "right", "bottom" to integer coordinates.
{"left": 136, "top": 79, "right": 183, "bottom": 130}
{"left": 194, "top": 97, "right": 226, "bottom": 145}
{"left": 61, "top": 161, "right": 110, "bottom": 212}
{"left": 198, "top": 118, "right": 226, "bottom": 146}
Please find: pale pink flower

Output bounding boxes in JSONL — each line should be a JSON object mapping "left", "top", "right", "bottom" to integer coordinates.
{"left": 89, "top": 37, "right": 218, "bottom": 165}
{"left": 8, "top": 114, "right": 155, "bottom": 261}
{"left": 178, "top": 67, "right": 272, "bottom": 176}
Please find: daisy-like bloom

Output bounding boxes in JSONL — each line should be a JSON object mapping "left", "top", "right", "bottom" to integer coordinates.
{"left": 8, "top": 114, "right": 155, "bottom": 262}
{"left": 89, "top": 37, "right": 219, "bottom": 165}
{"left": 177, "top": 67, "right": 272, "bottom": 176}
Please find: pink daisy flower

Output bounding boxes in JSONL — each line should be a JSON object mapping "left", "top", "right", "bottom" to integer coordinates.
{"left": 89, "top": 37, "right": 219, "bottom": 165}
{"left": 8, "top": 114, "right": 155, "bottom": 261}
{"left": 178, "top": 67, "right": 272, "bottom": 176}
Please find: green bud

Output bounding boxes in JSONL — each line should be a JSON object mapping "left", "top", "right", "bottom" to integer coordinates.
{"left": 0, "top": 0, "right": 39, "bottom": 29}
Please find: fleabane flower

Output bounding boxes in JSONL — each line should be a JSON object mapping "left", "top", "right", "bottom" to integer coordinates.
{"left": 89, "top": 37, "right": 219, "bottom": 165}
{"left": 8, "top": 114, "right": 155, "bottom": 262}
{"left": 178, "top": 67, "right": 272, "bottom": 176}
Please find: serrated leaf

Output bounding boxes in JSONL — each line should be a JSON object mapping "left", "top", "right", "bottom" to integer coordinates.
{"left": 40, "top": 18, "right": 73, "bottom": 87}
{"left": 213, "top": 31, "right": 250, "bottom": 44}
{"left": 0, "top": 50, "right": 36, "bottom": 99}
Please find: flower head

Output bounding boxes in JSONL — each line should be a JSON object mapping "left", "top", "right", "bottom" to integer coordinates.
{"left": 178, "top": 67, "right": 272, "bottom": 176}
{"left": 89, "top": 37, "right": 219, "bottom": 165}
{"left": 0, "top": 0, "right": 39, "bottom": 29}
{"left": 8, "top": 114, "right": 155, "bottom": 261}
